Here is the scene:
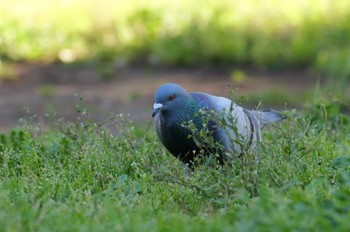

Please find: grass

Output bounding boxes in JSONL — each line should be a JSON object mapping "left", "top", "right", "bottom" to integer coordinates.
{"left": 0, "top": 94, "right": 349, "bottom": 231}
{"left": 1, "top": 0, "right": 350, "bottom": 80}
{"left": 1, "top": 1, "right": 349, "bottom": 229}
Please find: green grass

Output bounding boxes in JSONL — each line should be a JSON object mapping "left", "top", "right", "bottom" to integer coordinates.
{"left": 0, "top": 95, "right": 349, "bottom": 231}
{"left": 1, "top": 0, "right": 350, "bottom": 79}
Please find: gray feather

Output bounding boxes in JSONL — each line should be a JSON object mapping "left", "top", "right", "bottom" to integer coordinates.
{"left": 250, "top": 109, "right": 286, "bottom": 128}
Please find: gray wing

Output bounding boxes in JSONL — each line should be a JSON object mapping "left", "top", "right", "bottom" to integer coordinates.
{"left": 190, "top": 92, "right": 259, "bottom": 154}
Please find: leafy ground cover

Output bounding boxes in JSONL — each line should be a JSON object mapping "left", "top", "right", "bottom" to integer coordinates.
{"left": 0, "top": 92, "right": 349, "bottom": 231}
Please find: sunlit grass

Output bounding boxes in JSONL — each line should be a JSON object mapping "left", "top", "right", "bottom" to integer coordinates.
{"left": 1, "top": 0, "right": 350, "bottom": 78}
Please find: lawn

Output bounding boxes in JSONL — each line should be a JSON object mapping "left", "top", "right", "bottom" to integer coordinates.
{"left": 1, "top": 0, "right": 350, "bottom": 79}
{"left": 0, "top": 95, "right": 349, "bottom": 231}
{"left": 1, "top": 1, "right": 350, "bottom": 231}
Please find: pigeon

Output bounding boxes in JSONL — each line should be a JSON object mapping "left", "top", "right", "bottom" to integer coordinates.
{"left": 152, "top": 83, "right": 286, "bottom": 167}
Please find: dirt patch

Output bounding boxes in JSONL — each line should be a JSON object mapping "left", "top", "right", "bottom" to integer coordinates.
{"left": 0, "top": 63, "right": 320, "bottom": 132}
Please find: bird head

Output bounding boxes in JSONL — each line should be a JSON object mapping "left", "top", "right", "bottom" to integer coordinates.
{"left": 152, "top": 83, "right": 188, "bottom": 117}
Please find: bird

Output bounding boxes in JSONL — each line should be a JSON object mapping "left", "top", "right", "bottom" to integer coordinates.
{"left": 152, "top": 83, "right": 286, "bottom": 167}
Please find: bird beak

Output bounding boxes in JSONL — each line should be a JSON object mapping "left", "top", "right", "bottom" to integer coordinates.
{"left": 152, "top": 103, "right": 163, "bottom": 117}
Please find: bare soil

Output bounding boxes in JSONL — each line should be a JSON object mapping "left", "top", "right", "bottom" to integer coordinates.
{"left": 0, "top": 63, "right": 320, "bottom": 132}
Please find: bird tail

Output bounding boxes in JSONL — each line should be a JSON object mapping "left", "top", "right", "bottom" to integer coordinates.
{"left": 250, "top": 109, "right": 287, "bottom": 128}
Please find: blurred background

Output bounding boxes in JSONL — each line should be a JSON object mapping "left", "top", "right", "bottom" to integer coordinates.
{"left": 1, "top": 0, "right": 349, "bottom": 132}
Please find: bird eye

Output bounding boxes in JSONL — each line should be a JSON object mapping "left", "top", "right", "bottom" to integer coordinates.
{"left": 168, "top": 95, "right": 175, "bottom": 101}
